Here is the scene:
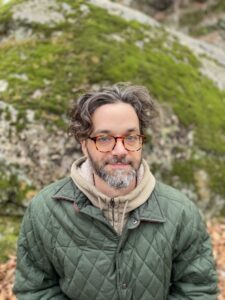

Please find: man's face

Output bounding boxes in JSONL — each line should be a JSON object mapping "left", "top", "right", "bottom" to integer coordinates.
{"left": 81, "top": 102, "right": 142, "bottom": 189}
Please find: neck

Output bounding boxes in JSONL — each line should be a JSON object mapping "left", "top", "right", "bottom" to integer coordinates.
{"left": 93, "top": 173, "right": 137, "bottom": 198}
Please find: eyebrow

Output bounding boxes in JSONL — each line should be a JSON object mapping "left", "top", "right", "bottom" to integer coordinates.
{"left": 93, "top": 128, "right": 140, "bottom": 135}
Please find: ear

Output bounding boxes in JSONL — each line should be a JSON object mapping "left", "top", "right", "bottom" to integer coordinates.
{"left": 80, "top": 140, "right": 88, "bottom": 157}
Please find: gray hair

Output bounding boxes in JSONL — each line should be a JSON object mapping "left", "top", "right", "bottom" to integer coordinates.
{"left": 69, "top": 83, "right": 158, "bottom": 142}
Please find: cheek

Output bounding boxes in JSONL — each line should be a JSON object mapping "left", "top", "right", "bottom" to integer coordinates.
{"left": 131, "top": 149, "right": 141, "bottom": 159}
{"left": 131, "top": 151, "right": 142, "bottom": 166}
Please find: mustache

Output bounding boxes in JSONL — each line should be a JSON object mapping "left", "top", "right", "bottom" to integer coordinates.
{"left": 105, "top": 157, "right": 131, "bottom": 164}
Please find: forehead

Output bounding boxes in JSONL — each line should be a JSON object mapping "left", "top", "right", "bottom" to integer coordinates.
{"left": 91, "top": 102, "right": 140, "bottom": 134}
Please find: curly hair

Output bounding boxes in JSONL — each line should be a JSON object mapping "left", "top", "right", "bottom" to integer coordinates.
{"left": 69, "top": 83, "right": 158, "bottom": 142}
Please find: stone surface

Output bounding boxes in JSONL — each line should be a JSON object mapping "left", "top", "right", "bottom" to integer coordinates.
{"left": 0, "top": 0, "right": 224, "bottom": 217}
{"left": 12, "top": 0, "right": 67, "bottom": 25}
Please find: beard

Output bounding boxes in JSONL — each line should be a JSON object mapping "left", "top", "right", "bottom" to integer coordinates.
{"left": 87, "top": 152, "right": 141, "bottom": 189}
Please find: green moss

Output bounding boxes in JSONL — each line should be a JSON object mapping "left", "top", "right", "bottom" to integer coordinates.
{"left": 167, "top": 157, "right": 225, "bottom": 217}
{"left": 169, "top": 158, "right": 225, "bottom": 199}
{"left": 170, "top": 160, "right": 196, "bottom": 185}
{"left": 220, "top": 205, "right": 225, "bottom": 217}
{"left": 0, "top": 161, "right": 34, "bottom": 213}
{"left": 14, "top": 109, "right": 27, "bottom": 131}
{"left": 179, "top": 0, "right": 225, "bottom": 36}
{"left": 0, "top": 216, "right": 21, "bottom": 263}
{"left": 211, "top": 0, "right": 225, "bottom": 13}
{"left": 3, "top": 106, "right": 11, "bottom": 121}
{"left": 202, "top": 159, "right": 225, "bottom": 197}
{"left": 180, "top": 10, "right": 206, "bottom": 27}
{"left": 170, "top": 158, "right": 187, "bottom": 184}
{"left": 190, "top": 25, "right": 216, "bottom": 37}
{"left": 0, "top": 0, "right": 24, "bottom": 32}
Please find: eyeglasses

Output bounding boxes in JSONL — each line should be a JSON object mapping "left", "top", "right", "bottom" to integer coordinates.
{"left": 88, "top": 134, "right": 145, "bottom": 152}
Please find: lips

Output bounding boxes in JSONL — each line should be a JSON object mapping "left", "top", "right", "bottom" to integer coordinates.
{"left": 109, "top": 163, "right": 130, "bottom": 168}
{"left": 105, "top": 158, "right": 131, "bottom": 165}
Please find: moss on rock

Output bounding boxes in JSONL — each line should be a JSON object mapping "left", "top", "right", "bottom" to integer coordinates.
{"left": 0, "top": 161, "right": 34, "bottom": 214}
{"left": 169, "top": 157, "right": 225, "bottom": 202}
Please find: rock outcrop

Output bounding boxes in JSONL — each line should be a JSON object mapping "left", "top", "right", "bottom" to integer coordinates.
{"left": 0, "top": 0, "right": 224, "bottom": 218}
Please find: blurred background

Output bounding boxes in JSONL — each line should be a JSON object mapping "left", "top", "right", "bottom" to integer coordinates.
{"left": 0, "top": 0, "right": 224, "bottom": 298}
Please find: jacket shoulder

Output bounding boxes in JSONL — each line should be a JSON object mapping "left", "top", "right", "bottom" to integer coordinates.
{"left": 153, "top": 181, "right": 201, "bottom": 223}
{"left": 153, "top": 182, "right": 207, "bottom": 244}
{"left": 30, "top": 177, "right": 76, "bottom": 208}
{"left": 22, "top": 177, "right": 79, "bottom": 232}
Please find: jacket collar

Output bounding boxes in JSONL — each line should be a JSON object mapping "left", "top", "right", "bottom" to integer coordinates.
{"left": 130, "top": 186, "right": 166, "bottom": 227}
{"left": 52, "top": 178, "right": 166, "bottom": 224}
{"left": 52, "top": 178, "right": 87, "bottom": 204}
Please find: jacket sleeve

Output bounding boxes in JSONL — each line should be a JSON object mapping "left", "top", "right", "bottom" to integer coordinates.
{"left": 167, "top": 203, "right": 218, "bottom": 300}
{"left": 13, "top": 204, "right": 70, "bottom": 300}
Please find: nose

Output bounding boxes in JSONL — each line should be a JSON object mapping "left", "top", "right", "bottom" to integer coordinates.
{"left": 111, "top": 138, "right": 128, "bottom": 156}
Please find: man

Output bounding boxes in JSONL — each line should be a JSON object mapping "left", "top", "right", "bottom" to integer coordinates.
{"left": 14, "top": 83, "right": 218, "bottom": 299}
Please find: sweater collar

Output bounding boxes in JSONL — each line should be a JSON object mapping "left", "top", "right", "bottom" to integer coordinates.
{"left": 52, "top": 178, "right": 165, "bottom": 225}
{"left": 70, "top": 157, "right": 156, "bottom": 210}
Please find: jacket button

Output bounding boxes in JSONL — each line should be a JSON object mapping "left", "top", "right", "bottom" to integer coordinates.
{"left": 132, "top": 218, "right": 138, "bottom": 225}
{"left": 122, "top": 283, "right": 127, "bottom": 289}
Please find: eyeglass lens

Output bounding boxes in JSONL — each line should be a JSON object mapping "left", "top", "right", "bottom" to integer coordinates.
{"left": 95, "top": 135, "right": 143, "bottom": 152}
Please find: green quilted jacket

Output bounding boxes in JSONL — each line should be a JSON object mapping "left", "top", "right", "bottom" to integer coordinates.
{"left": 14, "top": 177, "right": 218, "bottom": 300}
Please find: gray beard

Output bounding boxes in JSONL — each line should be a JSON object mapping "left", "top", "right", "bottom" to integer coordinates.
{"left": 88, "top": 156, "right": 137, "bottom": 189}
{"left": 96, "top": 168, "right": 136, "bottom": 189}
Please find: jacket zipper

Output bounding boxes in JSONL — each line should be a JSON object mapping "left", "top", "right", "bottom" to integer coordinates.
{"left": 110, "top": 198, "right": 115, "bottom": 227}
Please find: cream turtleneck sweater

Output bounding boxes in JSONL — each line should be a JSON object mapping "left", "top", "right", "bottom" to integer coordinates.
{"left": 70, "top": 157, "right": 156, "bottom": 235}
